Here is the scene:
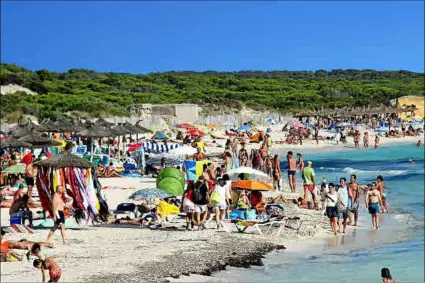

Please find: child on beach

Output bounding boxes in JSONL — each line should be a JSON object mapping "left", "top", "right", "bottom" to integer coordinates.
{"left": 33, "top": 254, "right": 63, "bottom": 283}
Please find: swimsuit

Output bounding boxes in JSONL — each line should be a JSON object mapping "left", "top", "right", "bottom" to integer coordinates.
{"left": 368, "top": 202, "right": 380, "bottom": 214}
{"left": 49, "top": 267, "right": 62, "bottom": 279}
{"left": 55, "top": 211, "right": 65, "bottom": 226}
{"left": 288, "top": 170, "right": 296, "bottom": 175}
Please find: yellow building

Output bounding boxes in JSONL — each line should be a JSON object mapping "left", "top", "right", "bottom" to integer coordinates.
{"left": 397, "top": 96, "right": 424, "bottom": 120}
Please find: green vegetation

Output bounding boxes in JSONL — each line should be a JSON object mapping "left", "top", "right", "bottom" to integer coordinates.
{"left": 1, "top": 63, "right": 424, "bottom": 121}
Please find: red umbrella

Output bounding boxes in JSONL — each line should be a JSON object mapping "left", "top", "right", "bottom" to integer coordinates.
{"left": 128, "top": 143, "right": 143, "bottom": 152}
{"left": 176, "top": 123, "right": 195, "bottom": 129}
{"left": 186, "top": 129, "right": 205, "bottom": 136}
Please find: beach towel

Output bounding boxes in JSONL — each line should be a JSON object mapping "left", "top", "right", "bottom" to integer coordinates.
{"left": 3, "top": 224, "right": 34, "bottom": 234}
{"left": 36, "top": 168, "right": 53, "bottom": 212}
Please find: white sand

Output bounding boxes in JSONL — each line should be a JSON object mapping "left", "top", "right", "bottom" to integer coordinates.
{"left": 1, "top": 135, "right": 423, "bottom": 282}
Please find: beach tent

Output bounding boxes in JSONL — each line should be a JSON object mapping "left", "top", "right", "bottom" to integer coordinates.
{"left": 183, "top": 160, "right": 211, "bottom": 181}
{"left": 250, "top": 133, "right": 261, "bottom": 143}
{"left": 265, "top": 118, "right": 277, "bottom": 125}
{"left": 236, "top": 125, "right": 252, "bottom": 132}
{"left": 157, "top": 167, "right": 185, "bottom": 188}
{"left": 151, "top": 131, "right": 169, "bottom": 140}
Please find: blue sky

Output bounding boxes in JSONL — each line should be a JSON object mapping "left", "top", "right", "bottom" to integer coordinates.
{"left": 1, "top": 1, "right": 424, "bottom": 73}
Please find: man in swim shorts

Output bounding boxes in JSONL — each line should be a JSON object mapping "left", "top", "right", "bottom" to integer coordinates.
{"left": 47, "top": 186, "right": 69, "bottom": 245}
{"left": 347, "top": 174, "right": 368, "bottom": 226}
{"left": 286, "top": 151, "right": 297, "bottom": 193}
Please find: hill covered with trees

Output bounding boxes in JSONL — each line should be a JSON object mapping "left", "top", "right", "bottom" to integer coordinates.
{"left": 1, "top": 63, "right": 424, "bottom": 121}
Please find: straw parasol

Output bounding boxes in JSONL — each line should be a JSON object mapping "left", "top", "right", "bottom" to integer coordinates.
{"left": 3, "top": 136, "right": 32, "bottom": 148}
{"left": 134, "top": 121, "right": 153, "bottom": 134}
{"left": 34, "top": 150, "right": 95, "bottom": 168}
{"left": 112, "top": 125, "right": 132, "bottom": 136}
{"left": 76, "top": 125, "right": 117, "bottom": 162}
{"left": 123, "top": 122, "right": 151, "bottom": 134}
{"left": 19, "top": 132, "right": 63, "bottom": 148}
{"left": 10, "top": 124, "right": 40, "bottom": 138}
{"left": 94, "top": 118, "right": 115, "bottom": 127}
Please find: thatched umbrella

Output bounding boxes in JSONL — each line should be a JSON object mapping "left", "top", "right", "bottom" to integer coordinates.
{"left": 38, "top": 119, "right": 56, "bottom": 132}
{"left": 10, "top": 124, "right": 40, "bottom": 138}
{"left": 0, "top": 139, "right": 9, "bottom": 149}
{"left": 76, "top": 126, "right": 117, "bottom": 162}
{"left": 111, "top": 125, "right": 132, "bottom": 136}
{"left": 3, "top": 135, "right": 32, "bottom": 148}
{"left": 134, "top": 120, "right": 153, "bottom": 134}
{"left": 94, "top": 118, "right": 115, "bottom": 127}
{"left": 124, "top": 122, "right": 151, "bottom": 134}
{"left": 19, "top": 132, "right": 62, "bottom": 148}
{"left": 34, "top": 150, "right": 94, "bottom": 168}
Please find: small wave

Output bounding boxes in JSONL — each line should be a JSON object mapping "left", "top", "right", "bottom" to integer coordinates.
{"left": 342, "top": 167, "right": 407, "bottom": 176}
{"left": 319, "top": 166, "right": 337, "bottom": 171}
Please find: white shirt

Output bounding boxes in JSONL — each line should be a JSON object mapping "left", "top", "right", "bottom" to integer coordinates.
{"left": 337, "top": 186, "right": 349, "bottom": 207}
{"left": 326, "top": 192, "right": 338, "bottom": 207}
{"left": 214, "top": 185, "right": 228, "bottom": 205}
{"left": 225, "top": 180, "right": 232, "bottom": 199}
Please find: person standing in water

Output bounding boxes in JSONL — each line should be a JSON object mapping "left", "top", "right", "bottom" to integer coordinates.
{"left": 375, "top": 135, "right": 380, "bottom": 149}
{"left": 377, "top": 175, "right": 390, "bottom": 213}
{"left": 296, "top": 153, "right": 304, "bottom": 177}
{"left": 363, "top": 132, "right": 369, "bottom": 148}
{"left": 381, "top": 267, "right": 397, "bottom": 283}
{"left": 347, "top": 174, "right": 368, "bottom": 227}
{"left": 325, "top": 183, "right": 338, "bottom": 235}
{"left": 47, "top": 186, "right": 69, "bottom": 245}
{"left": 365, "top": 182, "right": 383, "bottom": 230}
{"left": 416, "top": 140, "right": 422, "bottom": 148}
{"left": 337, "top": 178, "right": 349, "bottom": 234}
{"left": 286, "top": 151, "right": 297, "bottom": 193}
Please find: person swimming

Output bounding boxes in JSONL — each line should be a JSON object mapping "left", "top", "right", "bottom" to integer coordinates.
{"left": 409, "top": 159, "right": 415, "bottom": 164}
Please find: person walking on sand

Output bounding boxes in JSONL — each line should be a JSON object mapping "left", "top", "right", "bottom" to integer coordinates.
{"left": 336, "top": 178, "right": 349, "bottom": 234}
{"left": 365, "top": 182, "right": 383, "bottom": 230}
{"left": 33, "top": 254, "right": 64, "bottom": 283}
{"left": 286, "top": 151, "right": 297, "bottom": 193}
{"left": 302, "top": 161, "right": 317, "bottom": 206}
{"left": 375, "top": 135, "right": 380, "bottom": 149}
{"left": 47, "top": 186, "right": 69, "bottom": 245}
{"left": 347, "top": 174, "right": 368, "bottom": 227}
{"left": 272, "top": 155, "right": 281, "bottom": 191}
{"left": 314, "top": 125, "right": 319, "bottom": 145}
{"left": 381, "top": 267, "right": 397, "bottom": 283}
{"left": 192, "top": 176, "right": 209, "bottom": 230}
{"left": 377, "top": 175, "right": 390, "bottom": 213}
{"left": 325, "top": 183, "right": 338, "bottom": 235}
{"left": 210, "top": 178, "right": 230, "bottom": 229}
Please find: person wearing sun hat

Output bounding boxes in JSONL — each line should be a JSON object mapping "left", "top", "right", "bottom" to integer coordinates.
{"left": 302, "top": 161, "right": 317, "bottom": 206}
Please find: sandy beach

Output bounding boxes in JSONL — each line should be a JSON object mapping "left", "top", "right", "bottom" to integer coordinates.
{"left": 1, "top": 135, "right": 423, "bottom": 282}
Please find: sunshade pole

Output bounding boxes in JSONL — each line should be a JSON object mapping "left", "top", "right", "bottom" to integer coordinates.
{"left": 90, "top": 139, "right": 94, "bottom": 162}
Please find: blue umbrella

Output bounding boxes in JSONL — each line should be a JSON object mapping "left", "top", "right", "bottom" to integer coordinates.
{"left": 236, "top": 125, "right": 252, "bottom": 132}
{"left": 129, "top": 188, "right": 174, "bottom": 200}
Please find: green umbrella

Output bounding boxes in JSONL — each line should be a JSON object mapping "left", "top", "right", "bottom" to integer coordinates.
{"left": 2, "top": 163, "right": 26, "bottom": 174}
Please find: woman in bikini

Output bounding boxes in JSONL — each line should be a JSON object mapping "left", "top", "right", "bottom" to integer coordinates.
{"left": 375, "top": 135, "right": 380, "bottom": 149}
{"left": 377, "top": 175, "right": 390, "bottom": 213}
{"left": 33, "top": 254, "right": 63, "bottom": 283}
{"left": 272, "top": 155, "right": 281, "bottom": 191}
{"left": 365, "top": 182, "right": 383, "bottom": 230}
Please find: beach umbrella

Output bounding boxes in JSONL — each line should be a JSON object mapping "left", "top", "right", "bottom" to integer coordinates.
{"left": 111, "top": 125, "right": 131, "bottom": 136}
{"left": 207, "top": 124, "right": 220, "bottom": 129}
{"left": 76, "top": 126, "right": 116, "bottom": 162}
{"left": 128, "top": 188, "right": 174, "bottom": 200}
{"left": 2, "top": 163, "right": 26, "bottom": 174}
{"left": 226, "top": 167, "right": 271, "bottom": 182}
{"left": 34, "top": 150, "right": 95, "bottom": 168}
{"left": 186, "top": 129, "right": 205, "bottom": 136}
{"left": 291, "top": 122, "right": 305, "bottom": 129}
{"left": 94, "top": 118, "right": 115, "bottom": 127}
{"left": 236, "top": 125, "right": 252, "bottom": 132}
{"left": 265, "top": 118, "right": 278, "bottom": 125}
{"left": 3, "top": 136, "right": 32, "bottom": 148}
{"left": 122, "top": 122, "right": 150, "bottom": 134}
{"left": 151, "top": 131, "right": 169, "bottom": 140}
{"left": 0, "top": 139, "right": 9, "bottom": 149}
{"left": 133, "top": 121, "right": 153, "bottom": 134}
{"left": 19, "top": 132, "right": 63, "bottom": 148}
{"left": 231, "top": 180, "right": 273, "bottom": 191}
{"left": 10, "top": 125, "right": 39, "bottom": 138}
{"left": 175, "top": 123, "right": 195, "bottom": 129}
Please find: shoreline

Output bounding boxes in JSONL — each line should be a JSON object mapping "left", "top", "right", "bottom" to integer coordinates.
{"left": 1, "top": 136, "right": 423, "bottom": 282}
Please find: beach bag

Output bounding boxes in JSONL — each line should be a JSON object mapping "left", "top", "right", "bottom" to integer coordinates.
{"left": 210, "top": 189, "right": 221, "bottom": 206}
{"left": 336, "top": 194, "right": 346, "bottom": 213}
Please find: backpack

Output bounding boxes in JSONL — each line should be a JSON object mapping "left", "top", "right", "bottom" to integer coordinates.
{"left": 192, "top": 182, "right": 205, "bottom": 204}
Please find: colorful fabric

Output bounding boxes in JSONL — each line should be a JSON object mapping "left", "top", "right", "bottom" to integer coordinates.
{"left": 183, "top": 160, "right": 211, "bottom": 181}
{"left": 3, "top": 224, "right": 34, "bottom": 234}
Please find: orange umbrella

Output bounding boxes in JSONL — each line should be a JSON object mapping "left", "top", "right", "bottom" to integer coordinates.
{"left": 207, "top": 124, "right": 219, "bottom": 129}
{"left": 231, "top": 180, "right": 273, "bottom": 191}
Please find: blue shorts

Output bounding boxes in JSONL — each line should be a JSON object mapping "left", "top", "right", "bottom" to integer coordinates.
{"left": 288, "top": 170, "right": 296, "bottom": 175}
{"left": 368, "top": 202, "right": 380, "bottom": 214}
{"left": 348, "top": 199, "right": 360, "bottom": 213}
{"left": 338, "top": 208, "right": 348, "bottom": 220}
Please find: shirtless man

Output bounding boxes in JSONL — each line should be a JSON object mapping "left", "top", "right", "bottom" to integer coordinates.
{"left": 354, "top": 131, "right": 360, "bottom": 149}
{"left": 192, "top": 147, "right": 206, "bottom": 161}
{"left": 363, "top": 132, "right": 369, "bottom": 148}
{"left": 365, "top": 182, "right": 383, "bottom": 230}
{"left": 25, "top": 156, "right": 37, "bottom": 199}
{"left": 47, "top": 186, "right": 69, "bottom": 245}
{"left": 417, "top": 140, "right": 422, "bottom": 148}
{"left": 347, "top": 174, "right": 368, "bottom": 226}
{"left": 286, "top": 151, "right": 297, "bottom": 193}
{"left": 376, "top": 175, "right": 390, "bottom": 213}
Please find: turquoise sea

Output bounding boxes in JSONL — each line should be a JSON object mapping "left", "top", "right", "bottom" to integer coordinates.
{"left": 211, "top": 143, "right": 425, "bottom": 282}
